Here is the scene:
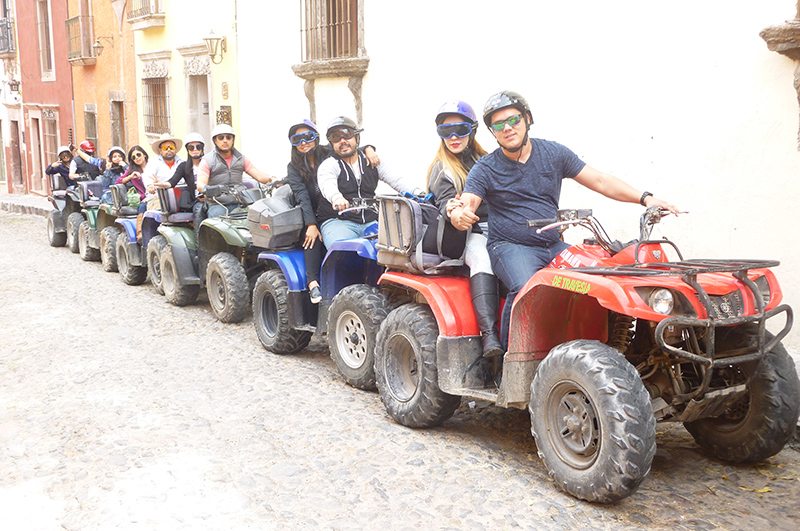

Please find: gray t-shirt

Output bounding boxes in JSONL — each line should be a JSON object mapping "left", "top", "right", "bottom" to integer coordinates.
{"left": 463, "top": 138, "right": 586, "bottom": 247}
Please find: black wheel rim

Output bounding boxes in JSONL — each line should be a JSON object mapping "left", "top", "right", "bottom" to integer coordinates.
{"left": 209, "top": 271, "right": 226, "bottom": 310}
{"left": 259, "top": 290, "right": 278, "bottom": 338}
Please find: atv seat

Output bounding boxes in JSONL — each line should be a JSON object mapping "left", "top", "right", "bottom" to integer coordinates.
{"left": 49, "top": 174, "right": 69, "bottom": 199}
{"left": 79, "top": 181, "right": 103, "bottom": 208}
{"left": 157, "top": 186, "right": 194, "bottom": 223}
{"left": 109, "top": 184, "right": 140, "bottom": 216}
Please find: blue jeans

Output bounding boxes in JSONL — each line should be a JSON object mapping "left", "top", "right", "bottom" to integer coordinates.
{"left": 320, "top": 219, "right": 374, "bottom": 249}
{"left": 488, "top": 239, "right": 569, "bottom": 348}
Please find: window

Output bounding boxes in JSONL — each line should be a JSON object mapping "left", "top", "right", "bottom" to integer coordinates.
{"left": 84, "top": 103, "right": 98, "bottom": 153}
{"left": 36, "top": 0, "right": 55, "bottom": 80}
{"left": 110, "top": 100, "right": 126, "bottom": 149}
{"left": 142, "top": 77, "right": 171, "bottom": 135}
{"left": 43, "top": 114, "right": 58, "bottom": 165}
{"left": 301, "top": 0, "right": 360, "bottom": 62}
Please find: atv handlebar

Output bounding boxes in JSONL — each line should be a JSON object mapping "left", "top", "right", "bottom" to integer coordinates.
{"left": 337, "top": 197, "right": 378, "bottom": 215}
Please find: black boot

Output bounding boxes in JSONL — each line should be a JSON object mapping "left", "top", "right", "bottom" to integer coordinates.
{"left": 470, "top": 273, "right": 504, "bottom": 358}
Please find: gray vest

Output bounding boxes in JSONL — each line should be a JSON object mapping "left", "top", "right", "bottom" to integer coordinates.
{"left": 204, "top": 148, "right": 245, "bottom": 186}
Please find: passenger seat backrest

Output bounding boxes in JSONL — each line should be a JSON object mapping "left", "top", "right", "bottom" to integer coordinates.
{"left": 174, "top": 185, "right": 193, "bottom": 211}
{"left": 79, "top": 181, "right": 104, "bottom": 203}
{"left": 157, "top": 187, "right": 179, "bottom": 214}
{"left": 110, "top": 184, "right": 129, "bottom": 210}
{"left": 49, "top": 173, "right": 68, "bottom": 192}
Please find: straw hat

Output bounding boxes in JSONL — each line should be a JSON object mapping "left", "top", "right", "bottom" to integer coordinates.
{"left": 150, "top": 133, "right": 183, "bottom": 153}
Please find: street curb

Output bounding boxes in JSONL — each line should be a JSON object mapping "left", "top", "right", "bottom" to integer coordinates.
{"left": 0, "top": 200, "right": 50, "bottom": 218}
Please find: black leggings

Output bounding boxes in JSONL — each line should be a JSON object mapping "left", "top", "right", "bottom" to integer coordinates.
{"left": 304, "top": 226, "right": 325, "bottom": 285}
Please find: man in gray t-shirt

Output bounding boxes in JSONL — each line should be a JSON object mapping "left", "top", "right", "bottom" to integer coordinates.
{"left": 450, "top": 90, "right": 678, "bottom": 349}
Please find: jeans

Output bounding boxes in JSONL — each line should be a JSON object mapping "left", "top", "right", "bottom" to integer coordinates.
{"left": 320, "top": 218, "right": 374, "bottom": 249}
{"left": 488, "top": 239, "right": 569, "bottom": 348}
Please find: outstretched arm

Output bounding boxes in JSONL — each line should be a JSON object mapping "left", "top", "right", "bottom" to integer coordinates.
{"left": 573, "top": 165, "right": 679, "bottom": 214}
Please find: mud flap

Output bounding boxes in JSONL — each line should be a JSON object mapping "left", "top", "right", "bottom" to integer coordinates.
{"left": 436, "top": 335, "right": 486, "bottom": 394}
{"left": 51, "top": 209, "right": 66, "bottom": 232}
{"left": 124, "top": 240, "right": 144, "bottom": 267}
{"left": 88, "top": 227, "right": 100, "bottom": 249}
{"left": 171, "top": 244, "right": 202, "bottom": 286}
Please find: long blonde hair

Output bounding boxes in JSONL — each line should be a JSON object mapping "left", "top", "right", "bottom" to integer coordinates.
{"left": 426, "top": 137, "right": 487, "bottom": 194}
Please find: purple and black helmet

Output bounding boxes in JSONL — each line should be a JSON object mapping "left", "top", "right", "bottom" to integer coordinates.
{"left": 435, "top": 100, "right": 478, "bottom": 126}
{"left": 288, "top": 119, "right": 318, "bottom": 138}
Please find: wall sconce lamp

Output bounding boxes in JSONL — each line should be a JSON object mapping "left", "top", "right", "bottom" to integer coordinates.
{"left": 92, "top": 36, "right": 114, "bottom": 57}
{"left": 203, "top": 31, "right": 226, "bottom": 64}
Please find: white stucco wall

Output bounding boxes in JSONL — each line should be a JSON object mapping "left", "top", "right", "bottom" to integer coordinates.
{"left": 237, "top": 1, "right": 799, "bottom": 351}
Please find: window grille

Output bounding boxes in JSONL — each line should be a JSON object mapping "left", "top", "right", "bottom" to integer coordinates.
{"left": 43, "top": 117, "right": 58, "bottom": 164}
{"left": 84, "top": 107, "right": 98, "bottom": 153}
{"left": 127, "top": 0, "right": 162, "bottom": 19}
{"left": 142, "top": 77, "right": 171, "bottom": 135}
{"left": 301, "top": 0, "right": 359, "bottom": 62}
{"left": 36, "top": 0, "right": 54, "bottom": 78}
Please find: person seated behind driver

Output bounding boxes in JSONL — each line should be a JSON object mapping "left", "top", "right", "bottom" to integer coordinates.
{"left": 69, "top": 140, "right": 105, "bottom": 183}
{"left": 196, "top": 124, "right": 275, "bottom": 219}
{"left": 101, "top": 147, "right": 128, "bottom": 190}
{"left": 45, "top": 146, "right": 79, "bottom": 188}
{"left": 316, "top": 116, "right": 423, "bottom": 249}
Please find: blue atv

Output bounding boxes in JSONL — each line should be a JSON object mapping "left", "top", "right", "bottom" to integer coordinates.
{"left": 94, "top": 184, "right": 141, "bottom": 277}
{"left": 251, "top": 196, "right": 390, "bottom": 390}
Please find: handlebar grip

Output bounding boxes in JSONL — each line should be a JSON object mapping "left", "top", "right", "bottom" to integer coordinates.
{"left": 204, "top": 185, "right": 223, "bottom": 198}
{"left": 527, "top": 218, "right": 557, "bottom": 228}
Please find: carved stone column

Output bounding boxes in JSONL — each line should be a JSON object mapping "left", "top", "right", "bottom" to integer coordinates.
{"left": 760, "top": 2, "right": 800, "bottom": 148}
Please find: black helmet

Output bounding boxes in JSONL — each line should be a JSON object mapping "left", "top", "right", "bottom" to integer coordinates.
{"left": 326, "top": 116, "right": 362, "bottom": 138}
{"left": 482, "top": 90, "right": 533, "bottom": 129}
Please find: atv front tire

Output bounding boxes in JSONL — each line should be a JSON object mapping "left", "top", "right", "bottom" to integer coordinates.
{"left": 99, "top": 226, "right": 120, "bottom": 272}
{"left": 78, "top": 220, "right": 100, "bottom": 262}
{"left": 328, "top": 284, "right": 390, "bottom": 390}
{"left": 252, "top": 269, "right": 311, "bottom": 354}
{"left": 147, "top": 235, "right": 167, "bottom": 295}
{"left": 684, "top": 329, "right": 800, "bottom": 463}
{"left": 375, "top": 303, "right": 461, "bottom": 428}
{"left": 66, "top": 212, "right": 83, "bottom": 253}
{"left": 47, "top": 210, "right": 67, "bottom": 247}
{"left": 529, "top": 340, "right": 656, "bottom": 503}
{"left": 206, "top": 252, "right": 249, "bottom": 323}
{"left": 116, "top": 230, "right": 147, "bottom": 285}
{"left": 161, "top": 244, "right": 200, "bottom": 306}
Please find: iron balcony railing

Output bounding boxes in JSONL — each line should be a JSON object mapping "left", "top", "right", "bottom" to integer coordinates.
{"left": 0, "top": 17, "right": 15, "bottom": 54}
{"left": 127, "top": 0, "right": 163, "bottom": 19}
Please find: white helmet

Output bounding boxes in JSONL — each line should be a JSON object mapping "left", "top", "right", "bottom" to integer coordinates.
{"left": 184, "top": 132, "right": 205, "bottom": 146}
{"left": 107, "top": 146, "right": 125, "bottom": 159}
{"left": 57, "top": 145, "right": 71, "bottom": 157}
{"left": 211, "top": 123, "right": 235, "bottom": 139}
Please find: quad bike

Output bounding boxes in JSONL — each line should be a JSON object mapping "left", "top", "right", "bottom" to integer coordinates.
{"left": 113, "top": 185, "right": 194, "bottom": 288}
{"left": 46, "top": 175, "right": 101, "bottom": 255}
{"left": 372, "top": 207, "right": 797, "bottom": 503}
{"left": 251, "top": 196, "right": 388, "bottom": 389}
{"left": 158, "top": 181, "right": 265, "bottom": 322}
{"left": 93, "top": 184, "right": 140, "bottom": 276}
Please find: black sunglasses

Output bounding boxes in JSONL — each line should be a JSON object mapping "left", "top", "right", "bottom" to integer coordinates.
{"left": 437, "top": 122, "right": 473, "bottom": 139}
{"left": 186, "top": 143, "right": 203, "bottom": 151}
{"left": 327, "top": 128, "right": 357, "bottom": 143}
{"left": 216, "top": 134, "right": 234, "bottom": 141}
{"left": 290, "top": 131, "right": 317, "bottom": 146}
{"left": 132, "top": 152, "right": 145, "bottom": 159}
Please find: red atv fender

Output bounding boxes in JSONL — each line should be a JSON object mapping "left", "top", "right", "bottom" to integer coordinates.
{"left": 378, "top": 271, "right": 480, "bottom": 337}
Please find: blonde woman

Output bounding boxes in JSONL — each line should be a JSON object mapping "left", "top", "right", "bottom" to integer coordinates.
{"left": 427, "top": 100, "right": 501, "bottom": 358}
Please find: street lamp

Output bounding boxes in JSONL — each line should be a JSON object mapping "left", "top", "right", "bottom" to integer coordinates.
{"left": 203, "top": 31, "right": 226, "bottom": 65}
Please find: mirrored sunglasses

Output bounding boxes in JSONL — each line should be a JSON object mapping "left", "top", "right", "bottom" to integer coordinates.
{"left": 327, "top": 128, "right": 356, "bottom": 143}
{"left": 160, "top": 143, "right": 176, "bottom": 151}
{"left": 490, "top": 113, "right": 524, "bottom": 132}
{"left": 437, "top": 122, "right": 473, "bottom": 139}
{"left": 290, "top": 131, "right": 317, "bottom": 146}
{"left": 186, "top": 143, "right": 203, "bottom": 151}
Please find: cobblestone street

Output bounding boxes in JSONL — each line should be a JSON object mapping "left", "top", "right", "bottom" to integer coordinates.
{"left": 1, "top": 210, "right": 799, "bottom": 531}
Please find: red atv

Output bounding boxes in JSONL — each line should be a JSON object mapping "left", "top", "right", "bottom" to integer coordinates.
{"left": 373, "top": 207, "right": 797, "bottom": 503}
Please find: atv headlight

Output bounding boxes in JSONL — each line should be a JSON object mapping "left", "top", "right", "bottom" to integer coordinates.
{"left": 648, "top": 289, "right": 674, "bottom": 315}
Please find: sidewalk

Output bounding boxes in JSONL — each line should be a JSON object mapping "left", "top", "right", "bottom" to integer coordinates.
{"left": 0, "top": 191, "right": 52, "bottom": 217}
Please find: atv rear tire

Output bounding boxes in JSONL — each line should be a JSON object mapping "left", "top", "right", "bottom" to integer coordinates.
{"left": 147, "top": 235, "right": 167, "bottom": 295}
{"left": 206, "top": 252, "right": 249, "bottom": 323}
{"left": 66, "top": 212, "right": 83, "bottom": 253}
{"left": 684, "top": 329, "right": 800, "bottom": 463}
{"left": 116, "top": 230, "right": 147, "bottom": 285}
{"left": 529, "top": 340, "right": 656, "bottom": 503}
{"left": 375, "top": 304, "right": 461, "bottom": 428}
{"left": 328, "top": 284, "right": 390, "bottom": 390}
{"left": 252, "top": 269, "right": 312, "bottom": 354}
{"left": 78, "top": 220, "right": 100, "bottom": 262}
{"left": 47, "top": 210, "right": 66, "bottom": 247}
{"left": 99, "top": 226, "right": 120, "bottom": 272}
{"left": 161, "top": 244, "right": 200, "bottom": 306}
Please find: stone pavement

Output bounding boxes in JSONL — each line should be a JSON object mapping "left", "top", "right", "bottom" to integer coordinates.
{"left": 1, "top": 207, "right": 799, "bottom": 530}
{"left": 0, "top": 191, "right": 52, "bottom": 217}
